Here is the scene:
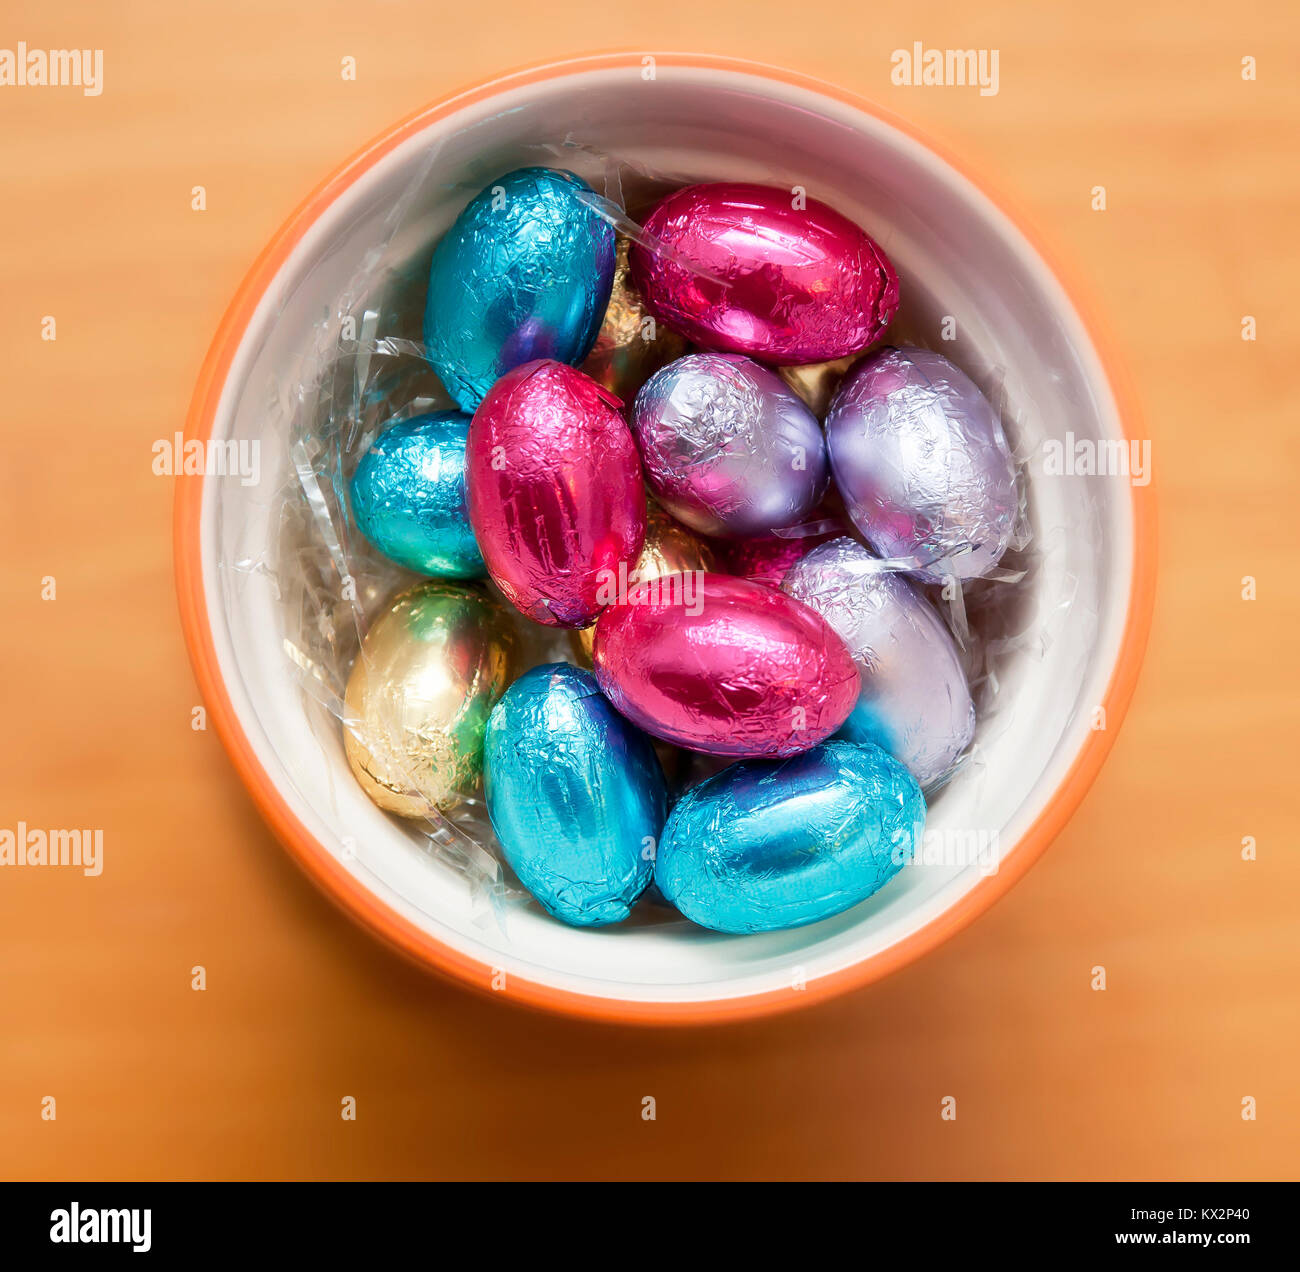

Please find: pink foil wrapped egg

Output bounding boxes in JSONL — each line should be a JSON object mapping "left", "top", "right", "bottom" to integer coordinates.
{"left": 718, "top": 516, "right": 850, "bottom": 589}
{"left": 466, "top": 359, "right": 646, "bottom": 627}
{"left": 591, "top": 572, "right": 860, "bottom": 757}
{"left": 630, "top": 182, "right": 899, "bottom": 365}
{"left": 718, "top": 532, "right": 817, "bottom": 589}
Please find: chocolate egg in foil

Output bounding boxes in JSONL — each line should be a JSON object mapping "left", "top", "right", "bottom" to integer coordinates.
{"left": 344, "top": 582, "right": 516, "bottom": 816}
{"left": 571, "top": 501, "right": 716, "bottom": 663}
{"left": 632, "top": 352, "right": 829, "bottom": 538}
{"left": 783, "top": 538, "right": 974, "bottom": 787}
{"left": 777, "top": 354, "right": 862, "bottom": 418}
{"left": 656, "top": 740, "right": 924, "bottom": 933}
{"left": 718, "top": 517, "right": 847, "bottom": 590}
{"left": 484, "top": 664, "right": 666, "bottom": 927}
{"left": 826, "top": 346, "right": 1017, "bottom": 582}
{"left": 348, "top": 411, "right": 484, "bottom": 578}
{"left": 466, "top": 359, "right": 646, "bottom": 628}
{"left": 580, "top": 236, "right": 689, "bottom": 401}
{"left": 592, "top": 572, "right": 859, "bottom": 758}
{"left": 424, "top": 167, "right": 615, "bottom": 410}
{"left": 631, "top": 182, "right": 898, "bottom": 364}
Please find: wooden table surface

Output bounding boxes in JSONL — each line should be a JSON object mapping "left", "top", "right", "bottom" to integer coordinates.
{"left": 1, "top": 0, "right": 1296, "bottom": 1180}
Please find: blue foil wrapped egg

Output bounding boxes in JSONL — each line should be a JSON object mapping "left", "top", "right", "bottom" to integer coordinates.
{"left": 826, "top": 346, "right": 1017, "bottom": 581}
{"left": 656, "top": 740, "right": 924, "bottom": 934}
{"left": 484, "top": 663, "right": 666, "bottom": 927}
{"left": 348, "top": 411, "right": 484, "bottom": 578}
{"left": 424, "top": 167, "right": 616, "bottom": 411}
{"left": 782, "top": 537, "right": 975, "bottom": 787}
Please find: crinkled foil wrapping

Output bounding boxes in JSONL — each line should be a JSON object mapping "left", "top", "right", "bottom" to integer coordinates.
{"left": 782, "top": 537, "right": 975, "bottom": 788}
{"left": 423, "top": 166, "right": 615, "bottom": 411}
{"left": 633, "top": 352, "right": 828, "bottom": 538}
{"left": 827, "top": 346, "right": 1018, "bottom": 582}
{"left": 466, "top": 359, "right": 645, "bottom": 627}
{"left": 344, "top": 581, "right": 516, "bottom": 815}
{"left": 348, "top": 411, "right": 484, "bottom": 578}
{"left": 778, "top": 354, "right": 862, "bottom": 418}
{"left": 484, "top": 663, "right": 664, "bottom": 926}
{"left": 631, "top": 182, "right": 900, "bottom": 364}
{"left": 570, "top": 501, "right": 716, "bottom": 662}
{"left": 580, "top": 236, "right": 689, "bottom": 399}
{"left": 591, "top": 572, "right": 860, "bottom": 757}
{"left": 656, "top": 740, "right": 925, "bottom": 934}
{"left": 228, "top": 133, "right": 1077, "bottom": 935}
{"left": 716, "top": 513, "right": 848, "bottom": 589}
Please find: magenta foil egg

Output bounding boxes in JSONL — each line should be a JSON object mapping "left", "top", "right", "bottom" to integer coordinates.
{"left": 466, "top": 359, "right": 645, "bottom": 627}
{"left": 630, "top": 182, "right": 899, "bottom": 364}
{"left": 718, "top": 532, "right": 820, "bottom": 589}
{"left": 632, "top": 353, "right": 829, "bottom": 538}
{"left": 718, "top": 515, "right": 849, "bottom": 589}
{"left": 826, "top": 346, "right": 1017, "bottom": 582}
{"left": 782, "top": 537, "right": 975, "bottom": 787}
{"left": 591, "top": 572, "right": 860, "bottom": 757}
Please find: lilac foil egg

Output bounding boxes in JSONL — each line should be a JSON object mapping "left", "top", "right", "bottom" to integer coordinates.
{"left": 631, "top": 182, "right": 899, "bottom": 364}
{"left": 632, "top": 353, "right": 828, "bottom": 538}
{"left": 826, "top": 346, "right": 1017, "bottom": 582}
{"left": 466, "top": 360, "right": 645, "bottom": 627}
{"left": 782, "top": 538, "right": 974, "bottom": 787}
{"left": 591, "top": 572, "right": 860, "bottom": 758}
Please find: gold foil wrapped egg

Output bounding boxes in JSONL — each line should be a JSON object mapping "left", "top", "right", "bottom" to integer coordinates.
{"left": 580, "top": 236, "right": 689, "bottom": 401}
{"left": 344, "top": 581, "right": 516, "bottom": 817}
{"left": 570, "top": 502, "right": 716, "bottom": 664}
{"left": 777, "top": 354, "right": 862, "bottom": 418}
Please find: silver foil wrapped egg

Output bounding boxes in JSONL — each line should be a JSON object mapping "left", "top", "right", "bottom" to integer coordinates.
{"left": 631, "top": 352, "right": 829, "bottom": 538}
{"left": 782, "top": 537, "right": 974, "bottom": 787}
{"left": 826, "top": 346, "right": 1017, "bottom": 581}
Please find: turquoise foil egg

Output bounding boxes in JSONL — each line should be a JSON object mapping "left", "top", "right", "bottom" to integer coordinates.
{"left": 484, "top": 664, "right": 666, "bottom": 927}
{"left": 348, "top": 411, "right": 484, "bottom": 578}
{"left": 656, "top": 741, "right": 925, "bottom": 934}
{"left": 424, "top": 167, "right": 617, "bottom": 411}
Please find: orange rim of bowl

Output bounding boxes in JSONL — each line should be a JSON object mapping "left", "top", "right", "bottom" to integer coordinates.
{"left": 174, "top": 52, "right": 1156, "bottom": 1026}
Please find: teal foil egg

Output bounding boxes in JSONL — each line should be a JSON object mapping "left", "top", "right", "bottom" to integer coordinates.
{"left": 424, "top": 168, "right": 617, "bottom": 411}
{"left": 348, "top": 411, "right": 484, "bottom": 578}
{"left": 484, "top": 664, "right": 666, "bottom": 927}
{"left": 656, "top": 741, "right": 925, "bottom": 934}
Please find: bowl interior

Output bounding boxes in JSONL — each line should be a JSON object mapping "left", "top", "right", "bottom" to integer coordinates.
{"left": 197, "top": 64, "right": 1131, "bottom": 1008}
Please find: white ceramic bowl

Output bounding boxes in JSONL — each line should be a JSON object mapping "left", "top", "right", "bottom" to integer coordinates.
{"left": 176, "top": 55, "right": 1153, "bottom": 1024}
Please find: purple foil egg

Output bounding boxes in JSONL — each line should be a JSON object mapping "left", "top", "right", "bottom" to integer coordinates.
{"left": 782, "top": 537, "right": 974, "bottom": 788}
{"left": 826, "top": 347, "right": 1017, "bottom": 582}
{"left": 631, "top": 182, "right": 899, "bottom": 364}
{"left": 632, "top": 353, "right": 829, "bottom": 539}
